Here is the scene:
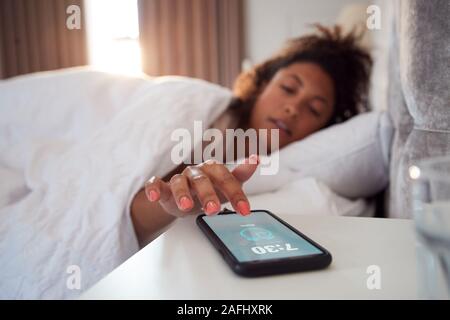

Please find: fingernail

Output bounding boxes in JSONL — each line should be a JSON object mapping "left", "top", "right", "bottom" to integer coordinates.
{"left": 148, "top": 190, "right": 159, "bottom": 202}
{"left": 179, "top": 196, "right": 193, "bottom": 210}
{"left": 237, "top": 200, "right": 250, "bottom": 215}
{"left": 249, "top": 154, "right": 259, "bottom": 165}
{"left": 205, "top": 201, "right": 220, "bottom": 215}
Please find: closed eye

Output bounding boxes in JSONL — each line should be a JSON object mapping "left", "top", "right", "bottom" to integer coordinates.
{"left": 280, "top": 85, "right": 296, "bottom": 95}
{"left": 308, "top": 105, "right": 321, "bottom": 117}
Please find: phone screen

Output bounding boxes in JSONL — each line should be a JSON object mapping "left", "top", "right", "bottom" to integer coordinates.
{"left": 201, "top": 211, "right": 323, "bottom": 263}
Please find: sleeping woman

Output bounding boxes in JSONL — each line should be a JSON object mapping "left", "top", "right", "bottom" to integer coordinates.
{"left": 130, "top": 25, "right": 372, "bottom": 246}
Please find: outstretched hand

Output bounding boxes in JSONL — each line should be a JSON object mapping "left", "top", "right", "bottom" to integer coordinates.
{"left": 144, "top": 154, "right": 259, "bottom": 218}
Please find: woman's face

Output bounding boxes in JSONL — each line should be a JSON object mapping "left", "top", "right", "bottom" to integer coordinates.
{"left": 249, "top": 62, "right": 335, "bottom": 149}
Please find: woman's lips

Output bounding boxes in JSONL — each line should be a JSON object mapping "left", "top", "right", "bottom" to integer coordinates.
{"left": 267, "top": 117, "right": 292, "bottom": 136}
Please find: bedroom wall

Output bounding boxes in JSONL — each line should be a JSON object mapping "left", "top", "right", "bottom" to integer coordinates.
{"left": 242, "top": 0, "right": 370, "bottom": 66}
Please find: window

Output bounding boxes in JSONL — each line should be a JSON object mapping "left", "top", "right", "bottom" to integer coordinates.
{"left": 85, "top": 0, "right": 142, "bottom": 75}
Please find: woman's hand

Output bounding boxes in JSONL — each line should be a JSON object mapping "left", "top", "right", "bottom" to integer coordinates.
{"left": 144, "top": 154, "right": 259, "bottom": 217}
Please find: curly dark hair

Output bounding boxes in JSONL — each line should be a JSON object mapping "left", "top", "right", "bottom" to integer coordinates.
{"left": 231, "top": 24, "right": 373, "bottom": 128}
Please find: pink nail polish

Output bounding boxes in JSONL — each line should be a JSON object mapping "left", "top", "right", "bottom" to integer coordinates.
{"left": 148, "top": 190, "right": 158, "bottom": 202}
{"left": 179, "top": 196, "right": 193, "bottom": 210}
{"left": 205, "top": 201, "right": 219, "bottom": 215}
{"left": 250, "top": 154, "right": 260, "bottom": 165}
{"left": 237, "top": 200, "right": 250, "bottom": 215}
{"left": 245, "top": 154, "right": 259, "bottom": 165}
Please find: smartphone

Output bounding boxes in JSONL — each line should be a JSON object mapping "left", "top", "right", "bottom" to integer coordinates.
{"left": 196, "top": 209, "right": 332, "bottom": 277}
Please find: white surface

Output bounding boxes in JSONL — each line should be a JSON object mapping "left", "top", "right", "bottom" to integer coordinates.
{"left": 81, "top": 214, "right": 418, "bottom": 300}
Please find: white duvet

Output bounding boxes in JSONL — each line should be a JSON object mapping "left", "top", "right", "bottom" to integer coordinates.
{"left": 0, "top": 68, "right": 370, "bottom": 299}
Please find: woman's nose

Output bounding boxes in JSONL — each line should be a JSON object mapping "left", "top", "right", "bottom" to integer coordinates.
{"left": 284, "top": 104, "right": 299, "bottom": 118}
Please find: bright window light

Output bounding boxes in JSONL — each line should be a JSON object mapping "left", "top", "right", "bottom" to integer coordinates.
{"left": 85, "top": 0, "right": 143, "bottom": 75}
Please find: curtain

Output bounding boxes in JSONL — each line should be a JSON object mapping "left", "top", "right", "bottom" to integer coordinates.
{"left": 0, "top": 0, "right": 88, "bottom": 79}
{"left": 138, "top": 0, "right": 243, "bottom": 88}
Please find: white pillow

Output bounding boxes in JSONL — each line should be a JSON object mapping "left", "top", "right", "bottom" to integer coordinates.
{"left": 246, "top": 177, "right": 373, "bottom": 217}
{"left": 243, "top": 111, "right": 394, "bottom": 199}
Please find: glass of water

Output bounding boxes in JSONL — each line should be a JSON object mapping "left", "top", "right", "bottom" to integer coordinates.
{"left": 410, "top": 155, "right": 450, "bottom": 299}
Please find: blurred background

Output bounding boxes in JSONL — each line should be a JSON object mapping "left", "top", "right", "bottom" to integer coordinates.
{"left": 0, "top": 0, "right": 381, "bottom": 89}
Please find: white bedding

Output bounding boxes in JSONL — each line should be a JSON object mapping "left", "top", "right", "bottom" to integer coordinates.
{"left": 0, "top": 68, "right": 371, "bottom": 299}
{"left": 246, "top": 178, "right": 372, "bottom": 218}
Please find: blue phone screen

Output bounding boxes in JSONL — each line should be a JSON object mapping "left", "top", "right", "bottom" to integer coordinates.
{"left": 202, "top": 211, "right": 323, "bottom": 262}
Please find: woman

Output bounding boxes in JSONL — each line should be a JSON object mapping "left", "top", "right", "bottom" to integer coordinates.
{"left": 131, "top": 25, "right": 372, "bottom": 246}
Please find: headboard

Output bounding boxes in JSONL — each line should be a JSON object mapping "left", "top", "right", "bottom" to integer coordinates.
{"left": 385, "top": 0, "right": 450, "bottom": 218}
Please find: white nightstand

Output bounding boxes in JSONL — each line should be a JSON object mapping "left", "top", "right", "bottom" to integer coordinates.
{"left": 80, "top": 214, "right": 417, "bottom": 299}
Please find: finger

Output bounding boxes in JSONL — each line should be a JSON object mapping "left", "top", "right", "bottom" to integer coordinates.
{"left": 201, "top": 162, "right": 251, "bottom": 216}
{"left": 232, "top": 154, "right": 259, "bottom": 183}
{"left": 169, "top": 174, "right": 194, "bottom": 212}
{"left": 144, "top": 176, "right": 171, "bottom": 203}
{"left": 183, "top": 166, "right": 221, "bottom": 216}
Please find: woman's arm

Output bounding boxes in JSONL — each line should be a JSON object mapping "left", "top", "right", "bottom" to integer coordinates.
{"left": 130, "top": 156, "right": 259, "bottom": 248}
{"left": 130, "top": 188, "right": 176, "bottom": 247}
{"left": 130, "top": 163, "right": 187, "bottom": 247}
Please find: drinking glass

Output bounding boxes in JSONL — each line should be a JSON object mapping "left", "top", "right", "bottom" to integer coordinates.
{"left": 410, "top": 155, "right": 450, "bottom": 299}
